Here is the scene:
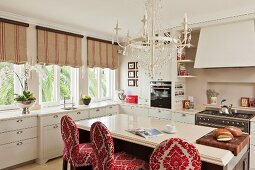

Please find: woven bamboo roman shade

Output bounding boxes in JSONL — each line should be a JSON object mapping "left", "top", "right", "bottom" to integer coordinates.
{"left": 0, "top": 19, "right": 28, "bottom": 64}
{"left": 36, "top": 26, "right": 83, "bottom": 68}
{"left": 87, "top": 37, "right": 119, "bottom": 69}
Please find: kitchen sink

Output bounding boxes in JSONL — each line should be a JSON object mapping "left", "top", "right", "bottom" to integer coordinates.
{"left": 62, "top": 107, "right": 78, "bottom": 110}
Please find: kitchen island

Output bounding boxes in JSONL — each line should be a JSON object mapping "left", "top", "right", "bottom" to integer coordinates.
{"left": 77, "top": 114, "right": 249, "bottom": 170}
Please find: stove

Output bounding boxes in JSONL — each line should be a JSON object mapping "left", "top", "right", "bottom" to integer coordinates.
{"left": 195, "top": 110, "right": 255, "bottom": 133}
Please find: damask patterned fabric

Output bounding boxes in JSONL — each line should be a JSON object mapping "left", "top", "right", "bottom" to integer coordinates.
{"left": 90, "top": 121, "right": 149, "bottom": 170}
{"left": 150, "top": 138, "right": 201, "bottom": 170}
{"left": 61, "top": 115, "right": 93, "bottom": 167}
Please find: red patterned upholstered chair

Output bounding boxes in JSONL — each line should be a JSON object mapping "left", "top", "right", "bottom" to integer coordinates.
{"left": 61, "top": 115, "right": 94, "bottom": 170}
{"left": 90, "top": 121, "right": 149, "bottom": 170}
{"left": 150, "top": 138, "right": 201, "bottom": 170}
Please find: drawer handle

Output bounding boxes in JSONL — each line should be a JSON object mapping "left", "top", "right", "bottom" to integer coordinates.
{"left": 53, "top": 125, "right": 58, "bottom": 128}
{"left": 96, "top": 109, "right": 100, "bottom": 112}
{"left": 77, "top": 112, "right": 81, "bottom": 115}
{"left": 53, "top": 115, "right": 58, "bottom": 118}
{"left": 17, "top": 131, "right": 23, "bottom": 134}
{"left": 182, "top": 114, "right": 186, "bottom": 117}
{"left": 17, "top": 119, "right": 23, "bottom": 123}
{"left": 109, "top": 106, "right": 113, "bottom": 109}
{"left": 17, "top": 142, "right": 23, "bottom": 146}
{"left": 158, "top": 110, "right": 161, "bottom": 113}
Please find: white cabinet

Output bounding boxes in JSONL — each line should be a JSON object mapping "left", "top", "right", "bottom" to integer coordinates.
{"left": 149, "top": 108, "right": 172, "bottom": 120}
{"left": 120, "top": 105, "right": 134, "bottom": 114}
{"left": 89, "top": 107, "right": 107, "bottom": 118}
{"left": 120, "top": 105, "right": 148, "bottom": 117}
{"left": 0, "top": 116, "right": 38, "bottom": 169}
{"left": 69, "top": 110, "right": 89, "bottom": 121}
{"left": 43, "top": 124, "right": 63, "bottom": 160}
{"left": 106, "top": 105, "right": 119, "bottom": 115}
{"left": 0, "top": 138, "right": 37, "bottom": 169}
{"left": 250, "top": 122, "right": 255, "bottom": 169}
{"left": 172, "top": 112, "right": 195, "bottom": 124}
{"left": 133, "top": 107, "right": 148, "bottom": 117}
{"left": 250, "top": 145, "right": 255, "bottom": 169}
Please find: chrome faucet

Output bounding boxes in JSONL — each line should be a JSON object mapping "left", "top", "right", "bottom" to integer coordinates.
{"left": 220, "top": 99, "right": 233, "bottom": 114}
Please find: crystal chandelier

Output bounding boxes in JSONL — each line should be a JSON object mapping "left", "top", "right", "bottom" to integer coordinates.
{"left": 113, "top": 0, "right": 192, "bottom": 78}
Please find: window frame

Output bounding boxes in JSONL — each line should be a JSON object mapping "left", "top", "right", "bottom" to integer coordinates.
{"left": 0, "top": 64, "right": 24, "bottom": 111}
{"left": 40, "top": 65, "right": 79, "bottom": 107}
{"left": 88, "top": 67, "right": 115, "bottom": 102}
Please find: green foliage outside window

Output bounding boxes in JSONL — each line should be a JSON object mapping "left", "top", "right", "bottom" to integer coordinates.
{"left": 60, "top": 66, "right": 71, "bottom": 100}
{"left": 0, "top": 63, "right": 14, "bottom": 105}
{"left": 41, "top": 65, "right": 54, "bottom": 102}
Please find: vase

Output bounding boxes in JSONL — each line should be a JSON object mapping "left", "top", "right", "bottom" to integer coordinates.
{"left": 210, "top": 97, "right": 217, "bottom": 105}
{"left": 15, "top": 100, "right": 36, "bottom": 114}
{"left": 82, "top": 98, "right": 91, "bottom": 105}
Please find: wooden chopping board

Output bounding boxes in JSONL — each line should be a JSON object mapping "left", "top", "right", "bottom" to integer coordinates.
{"left": 196, "top": 131, "right": 249, "bottom": 156}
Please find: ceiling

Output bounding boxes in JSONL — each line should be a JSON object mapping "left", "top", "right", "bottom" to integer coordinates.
{"left": 0, "top": 0, "right": 255, "bottom": 38}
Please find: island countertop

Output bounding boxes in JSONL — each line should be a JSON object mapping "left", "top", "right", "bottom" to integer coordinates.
{"left": 77, "top": 114, "right": 247, "bottom": 168}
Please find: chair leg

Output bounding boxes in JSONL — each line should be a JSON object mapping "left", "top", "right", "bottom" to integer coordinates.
{"left": 62, "top": 159, "right": 67, "bottom": 170}
{"left": 70, "top": 165, "right": 76, "bottom": 170}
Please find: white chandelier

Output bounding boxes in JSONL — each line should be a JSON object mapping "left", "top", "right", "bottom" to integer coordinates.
{"left": 113, "top": 0, "right": 192, "bottom": 78}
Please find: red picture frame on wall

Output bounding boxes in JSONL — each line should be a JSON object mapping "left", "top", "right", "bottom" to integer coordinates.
{"left": 241, "top": 97, "right": 250, "bottom": 107}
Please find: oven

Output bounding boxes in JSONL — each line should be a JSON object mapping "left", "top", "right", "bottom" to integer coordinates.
{"left": 150, "top": 81, "right": 171, "bottom": 109}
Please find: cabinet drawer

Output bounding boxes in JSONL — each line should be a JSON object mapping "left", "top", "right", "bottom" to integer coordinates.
{"left": 0, "top": 138, "right": 37, "bottom": 169}
{"left": 43, "top": 124, "right": 64, "bottom": 160}
{"left": 250, "top": 145, "right": 255, "bottom": 169}
{"left": 41, "top": 113, "right": 64, "bottom": 126}
{"left": 149, "top": 109, "right": 172, "bottom": 120}
{"left": 89, "top": 107, "right": 107, "bottom": 118}
{"left": 173, "top": 112, "right": 195, "bottom": 124}
{"left": 251, "top": 122, "right": 255, "bottom": 134}
{"left": 133, "top": 107, "right": 148, "bottom": 117}
{"left": 120, "top": 105, "right": 134, "bottom": 114}
{"left": 106, "top": 105, "right": 119, "bottom": 115}
{"left": 0, "top": 116, "right": 37, "bottom": 133}
{"left": 68, "top": 110, "right": 89, "bottom": 121}
{"left": 0, "top": 127, "right": 37, "bottom": 145}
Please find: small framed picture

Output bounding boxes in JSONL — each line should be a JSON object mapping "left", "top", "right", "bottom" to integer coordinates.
{"left": 128, "top": 79, "right": 136, "bottom": 86}
{"left": 136, "top": 62, "right": 138, "bottom": 69}
{"left": 182, "top": 100, "right": 190, "bottom": 109}
{"left": 128, "top": 62, "right": 136, "bottom": 69}
{"left": 241, "top": 97, "right": 250, "bottom": 107}
{"left": 135, "top": 71, "right": 138, "bottom": 78}
{"left": 128, "top": 71, "right": 135, "bottom": 78}
{"left": 135, "top": 79, "right": 138, "bottom": 87}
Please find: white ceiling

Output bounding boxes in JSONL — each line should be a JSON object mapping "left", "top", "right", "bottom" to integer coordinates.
{"left": 0, "top": 0, "right": 255, "bottom": 38}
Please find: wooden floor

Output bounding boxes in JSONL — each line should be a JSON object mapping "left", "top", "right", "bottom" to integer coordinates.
{"left": 14, "top": 158, "right": 63, "bottom": 170}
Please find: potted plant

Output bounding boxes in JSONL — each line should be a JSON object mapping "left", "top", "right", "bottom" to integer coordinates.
{"left": 14, "top": 90, "right": 36, "bottom": 114}
{"left": 82, "top": 95, "right": 91, "bottom": 105}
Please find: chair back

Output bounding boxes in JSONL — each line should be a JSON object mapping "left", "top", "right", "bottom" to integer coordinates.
{"left": 150, "top": 138, "right": 201, "bottom": 170}
{"left": 90, "top": 121, "right": 114, "bottom": 170}
{"left": 61, "top": 115, "right": 79, "bottom": 158}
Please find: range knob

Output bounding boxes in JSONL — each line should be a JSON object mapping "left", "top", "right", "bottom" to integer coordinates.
{"left": 227, "top": 121, "right": 229, "bottom": 124}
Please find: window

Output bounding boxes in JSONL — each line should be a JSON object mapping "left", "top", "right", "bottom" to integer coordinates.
{"left": 88, "top": 68, "right": 114, "bottom": 101}
{"left": 0, "top": 62, "right": 23, "bottom": 109}
{"left": 40, "top": 65, "right": 78, "bottom": 106}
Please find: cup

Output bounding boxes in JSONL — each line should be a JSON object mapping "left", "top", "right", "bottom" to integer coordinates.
{"left": 165, "top": 124, "right": 176, "bottom": 133}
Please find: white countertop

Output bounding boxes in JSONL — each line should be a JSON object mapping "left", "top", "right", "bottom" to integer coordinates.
{"left": 77, "top": 114, "right": 237, "bottom": 167}
{"left": 0, "top": 100, "right": 118, "bottom": 120}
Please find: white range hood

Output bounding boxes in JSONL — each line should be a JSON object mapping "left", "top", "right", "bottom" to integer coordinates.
{"left": 194, "top": 20, "right": 255, "bottom": 68}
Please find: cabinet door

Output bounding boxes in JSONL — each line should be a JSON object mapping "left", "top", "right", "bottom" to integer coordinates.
{"left": 68, "top": 110, "right": 89, "bottom": 121}
{"left": 0, "top": 138, "right": 37, "bottom": 169}
{"left": 250, "top": 145, "right": 255, "bottom": 169}
{"left": 89, "top": 107, "right": 107, "bottom": 118}
{"left": 43, "top": 124, "right": 64, "bottom": 160}
{"left": 133, "top": 107, "right": 148, "bottom": 117}
{"left": 149, "top": 108, "right": 171, "bottom": 120}
{"left": 106, "top": 105, "right": 119, "bottom": 115}
{"left": 172, "top": 112, "right": 195, "bottom": 124}
{"left": 120, "top": 105, "right": 134, "bottom": 115}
